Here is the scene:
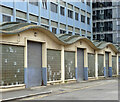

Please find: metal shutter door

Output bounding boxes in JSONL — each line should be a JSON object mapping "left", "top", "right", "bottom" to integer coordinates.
{"left": 98, "top": 54, "right": 104, "bottom": 76}
{"left": 105, "top": 52, "right": 109, "bottom": 77}
{"left": 27, "top": 41, "right": 42, "bottom": 87}
{"left": 112, "top": 56, "right": 117, "bottom": 75}
{"left": 65, "top": 51, "right": 75, "bottom": 80}
{"left": 47, "top": 49, "right": 61, "bottom": 81}
{"left": 88, "top": 54, "right": 95, "bottom": 77}
{"left": 77, "top": 49, "right": 84, "bottom": 81}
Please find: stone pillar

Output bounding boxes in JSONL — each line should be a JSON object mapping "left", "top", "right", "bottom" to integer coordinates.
{"left": 75, "top": 47, "right": 78, "bottom": 80}
{"left": 61, "top": 45, "right": 65, "bottom": 83}
{"left": 95, "top": 51, "right": 98, "bottom": 79}
{"left": 84, "top": 49, "right": 88, "bottom": 80}
{"left": 42, "top": 43, "right": 47, "bottom": 85}
{"left": 117, "top": 53, "right": 119, "bottom": 75}
{"left": 103, "top": 51, "right": 106, "bottom": 77}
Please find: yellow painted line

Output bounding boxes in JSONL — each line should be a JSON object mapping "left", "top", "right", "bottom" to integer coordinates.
{"left": 21, "top": 81, "right": 116, "bottom": 100}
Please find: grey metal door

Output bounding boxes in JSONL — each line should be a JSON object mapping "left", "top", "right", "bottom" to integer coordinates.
{"left": 27, "top": 41, "right": 42, "bottom": 87}
{"left": 98, "top": 54, "right": 104, "bottom": 76}
{"left": 119, "top": 57, "right": 120, "bottom": 74}
{"left": 47, "top": 49, "right": 61, "bottom": 81}
{"left": 105, "top": 52, "right": 109, "bottom": 77}
{"left": 112, "top": 56, "right": 117, "bottom": 75}
{"left": 77, "top": 48, "right": 84, "bottom": 82}
{"left": 65, "top": 51, "right": 75, "bottom": 80}
{"left": 88, "top": 54, "right": 95, "bottom": 77}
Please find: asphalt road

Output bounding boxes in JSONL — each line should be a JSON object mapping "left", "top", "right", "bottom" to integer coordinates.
{"left": 17, "top": 79, "right": 119, "bottom": 101}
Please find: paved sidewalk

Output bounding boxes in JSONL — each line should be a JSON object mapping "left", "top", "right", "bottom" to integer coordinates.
{"left": 1, "top": 77, "right": 118, "bottom": 101}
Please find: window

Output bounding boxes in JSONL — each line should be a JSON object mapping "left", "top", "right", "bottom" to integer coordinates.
{"left": 2, "top": 15, "right": 11, "bottom": 22}
{"left": 75, "top": 33, "right": 80, "bottom": 35}
{"left": 87, "top": 17, "right": 90, "bottom": 25}
{"left": 31, "top": 22, "right": 37, "bottom": 25}
{"left": 68, "top": 9, "right": 73, "bottom": 19}
{"left": 29, "top": 0, "right": 38, "bottom": 6}
{"left": 60, "top": 6, "right": 65, "bottom": 16}
{"left": 52, "top": 27, "right": 57, "bottom": 34}
{"left": 81, "top": 15, "right": 85, "bottom": 23}
{"left": 16, "top": 18, "right": 27, "bottom": 23}
{"left": 81, "top": 0, "right": 84, "bottom": 3}
{"left": 41, "top": 24, "right": 49, "bottom": 29}
{"left": 51, "top": 2, "right": 58, "bottom": 13}
{"left": 87, "top": 2, "right": 90, "bottom": 6}
{"left": 60, "top": 29, "right": 66, "bottom": 34}
{"left": 75, "top": 12, "right": 79, "bottom": 21}
{"left": 68, "top": 31, "right": 72, "bottom": 35}
{"left": 42, "top": 0, "right": 47, "bottom": 9}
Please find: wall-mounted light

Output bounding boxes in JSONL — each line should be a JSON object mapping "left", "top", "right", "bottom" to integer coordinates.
{"left": 80, "top": 41, "right": 82, "bottom": 45}
{"left": 34, "top": 32, "right": 37, "bottom": 37}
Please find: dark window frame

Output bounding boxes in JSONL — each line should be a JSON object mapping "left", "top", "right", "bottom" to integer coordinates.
{"left": 68, "top": 9, "right": 73, "bottom": 19}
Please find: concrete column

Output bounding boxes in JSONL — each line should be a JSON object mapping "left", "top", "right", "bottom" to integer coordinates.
{"left": 103, "top": 51, "right": 106, "bottom": 77}
{"left": 84, "top": 49, "right": 88, "bottom": 80}
{"left": 42, "top": 43, "right": 47, "bottom": 85}
{"left": 75, "top": 47, "right": 78, "bottom": 80}
{"left": 27, "top": 0, "right": 30, "bottom": 23}
{"left": 13, "top": 0, "right": 16, "bottom": 22}
{"left": 24, "top": 38, "right": 28, "bottom": 87}
{"left": 24, "top": 38, "right": 27, "bottom": 69}
{"left": 61, "top": 45, "right": 65, "bottom": 83}
{"left": 109, "top": 53, "right": 112, "bottom": 77}
{"left": 95, "top": 51, "right": 98, "bottom": 79}
{"left": 117, "top": 53, "right": 119, "bottom": 75}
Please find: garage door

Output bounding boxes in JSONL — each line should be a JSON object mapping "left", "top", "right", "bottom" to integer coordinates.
{"left": 105, "top": 52, "right": 109, "bottom": 77}
{"left": 65, "top": 51, "right": 75, "bottom": 80}
{"left": 27, "top": 41, "right": 42, "bottom": 88}
{"left": 1, "top": 44, "right": 24, "bottom": 86}
{"left": 98, "top": 54, "right": 104, "bottom": 76}
{"left": 88, "top": 54, "right": 95, "bottom": 77}
{"left": 47, "top": 49, "right": 61, "bottom": 81}
{"left": 77, "top": 49, "right": 84, "bottom": 82}
{"left": 112, "top": 56, "right": 117, "bottom": 75}
{"left": 119, "top": 57, "right": 120, "bottom": 74}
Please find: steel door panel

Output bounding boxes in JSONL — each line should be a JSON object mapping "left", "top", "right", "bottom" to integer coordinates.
{"left": 47, "top": 50, "right": 61, "bottom": 81}
{"left": 88, "top": 54, "right": 95, "bottom": 77}
{"left": 27, "top": 41, "right": 42, "bottom": 87}
{"left": 77, "top": 49, "right": 84, "bottom": 82}
{"left": 98, "top": 54, "right": 104, "bottom": 76}
{"left": 118, "top": 57, "right": 120, "bottom": 74}
{"left": 65, "top": 51, "right": 75, "bottom": 80}
{"left": 105, "top": 52, "right": 109, "bottom": 77}
{"left": 112, "top": 56, "right": 117, "bottom": 75}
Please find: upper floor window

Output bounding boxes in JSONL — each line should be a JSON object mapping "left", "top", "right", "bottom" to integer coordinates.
{"left": 75, "top": 12, "right": 79, "bottom": 21}
{"left": 29, "top": 0, "right": 38, "bottom": 6}
{"left": 81, "top": 15, "right": 85, "bottom": 23}
{"left": 52, "top": 27, "right": 57, "bottom": 34}
{"left": 87, "top": 17, "right": 90, "bottom": 25}
{"left": 51, "top": 2, "right": 58, "bottom": 13}
{"left": 68, "top": 9, "right": 73, "bottom": 19}
{"left": 60, "top": 29, "right": 66, "bottom": 34}
{"left": 60, "top": 6, "right": 65, "bottom": 16}
{"left": 42, "top": 0, "right": 47, "bottom": 9}
{"left": 2, "top": 15, "right": 11, "bottom": 22}
{"left": 86, "top": 2, "right": 90, "bottom": 6}
{"left": 81, "top": 0, "right": 84, "bottom": 3}
{"left": 16, "top": 18, "right": 27, "bottom": 23}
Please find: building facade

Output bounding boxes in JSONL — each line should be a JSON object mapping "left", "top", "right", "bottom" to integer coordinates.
{"left": 0, "top": 0, "right": 92, "bottom": 39}
{"left": 92, "top": 0, "right": 120, "bottom": 45}
{"left": 0, "top": 22, "right": 119, "bottom": 88}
